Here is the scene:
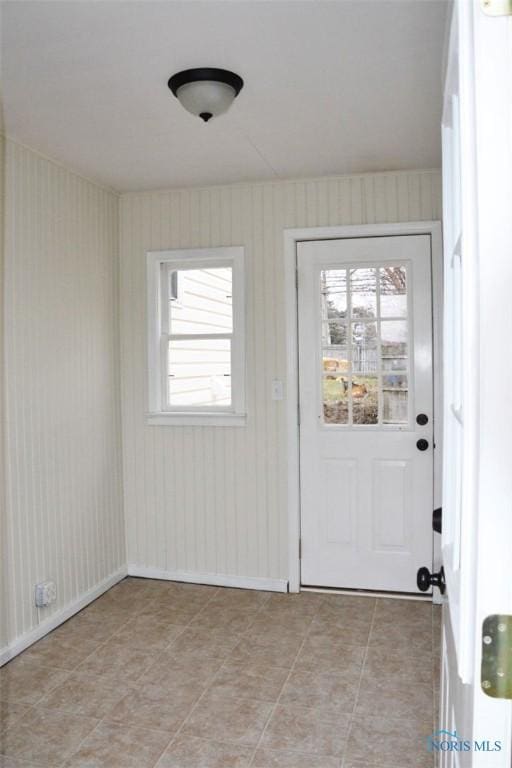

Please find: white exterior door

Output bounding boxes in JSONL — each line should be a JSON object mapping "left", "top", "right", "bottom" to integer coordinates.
{"left": 439, "top": 1, "right": 512, "bottom": 765}
{"left": 298, "top": 234, "right": 434, "bottom": 592}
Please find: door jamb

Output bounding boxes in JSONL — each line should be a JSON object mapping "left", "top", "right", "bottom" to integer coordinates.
{"left": 284, "top": 221, "right": 443, "bottom": 595}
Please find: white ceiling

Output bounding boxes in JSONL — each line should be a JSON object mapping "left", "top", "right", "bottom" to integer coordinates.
{"left": 1, "top": 0, "right": 448, "bottom": 192}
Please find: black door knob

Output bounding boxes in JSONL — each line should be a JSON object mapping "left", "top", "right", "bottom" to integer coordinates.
{"left": 416, "top": 439, "right": 429, "bottom": 451}
{"left": 417, "top": 566, "right": 446, "bottom": 594}
{"left": 416, "top": 413, "right": 429, "bottom": 425}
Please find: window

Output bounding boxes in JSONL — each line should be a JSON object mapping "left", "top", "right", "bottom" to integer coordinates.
{"left": 147, "top": 247, "right": 246, "bottom": 426}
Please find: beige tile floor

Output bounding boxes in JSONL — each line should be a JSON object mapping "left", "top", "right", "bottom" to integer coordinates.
{"left": 0, "top": 578, "right": 441, "bottom": 768}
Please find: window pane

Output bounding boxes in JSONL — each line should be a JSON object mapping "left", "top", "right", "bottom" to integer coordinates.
{"left": 351, "top": 321, "right": 377, "bottom": 373}
{"left": 168, "top": 338, "right": 231, "bottom": 407}
{"left": 350, "top": 268, "right": 377, "bottom": 318}
{"left": 169, "top": 267, "right": 232, "bottom": 335}
{"left": 380, "top": 266, "right": 407, "bottom": 318}
{"left": 323, "top": 376, "right": 349, "bottom": 425}
{"left": 352, "top": 376, "right": 378, "bottom": 425}
{"left": 381, "top": 320, "right": 408, "bottom": 357}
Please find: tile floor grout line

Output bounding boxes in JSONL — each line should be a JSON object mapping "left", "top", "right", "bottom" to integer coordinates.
{"left": 54, "top": 714, "right": 113, "bottom": 768}
{"left": 153, "top": 587, "right": 271, "bottom": 669}
{"left": 99, "top": 583, "right": 227, "bottom": 686}
{"left": 11, "top": 583, "right": 217, "bottom": 766}
{"left": 149, "top": 596, "right": 322, "bottom": 766}
{"left": 23, "top": 588, "right": 162, "bottom": 765}
{"left": 107, "top": 585, "right": 229, "bottom": 687}
{"left": 246, "top": 605, "right": 322, "bottom": 767}
{"left": 340, "top": 597, "right": 378, "bottom": 768}
{"left": 143, "top": 592, "right": 275, "bottom": 766}
{"left": 53, "top": 583, "right": 227, "bottom": 768}
{"left": 150, "top": 667, "right": 226, "bottom": 763}
{"left": 14, "top": 610, "right": 137, "bottom": 711}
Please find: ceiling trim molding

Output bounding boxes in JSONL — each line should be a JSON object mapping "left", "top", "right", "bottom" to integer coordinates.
{"left": 118, "top": 167, "right": 442, "bottom": 198}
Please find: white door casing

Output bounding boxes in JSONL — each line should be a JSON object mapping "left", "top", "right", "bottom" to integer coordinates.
{"left": 439, "top": 1, "right": 512, "bottom": 765}
{"left": 298, "top": 234, "right": 434, "bottom": 593}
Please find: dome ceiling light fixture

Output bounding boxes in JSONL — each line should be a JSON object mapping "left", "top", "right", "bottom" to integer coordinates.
{"left": 168, "top": 68, "right": 244, "bottom": 123}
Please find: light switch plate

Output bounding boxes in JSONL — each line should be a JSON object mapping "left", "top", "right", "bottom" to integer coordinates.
{"left": 272, "top": 379, "right": 284, "bottom": 401}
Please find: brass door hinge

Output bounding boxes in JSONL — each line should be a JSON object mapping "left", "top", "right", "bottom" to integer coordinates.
{"left": 481, "top": 0, "right": 512, "bottom": 16}
{"left": 481, "top": 615, "right": 512, "bottom": 698}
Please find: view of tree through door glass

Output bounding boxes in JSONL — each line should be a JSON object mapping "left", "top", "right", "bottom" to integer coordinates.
{"left": 321, "top": 264, "right": 409, "bottom": 426}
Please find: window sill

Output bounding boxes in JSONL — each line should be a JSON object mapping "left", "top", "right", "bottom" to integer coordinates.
{"left": 146, "top": 412, "right": 247, "bottom": 427}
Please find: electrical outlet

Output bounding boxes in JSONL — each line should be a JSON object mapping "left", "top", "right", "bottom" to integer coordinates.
{"left": 35, "top": 581, "right": 56, "bottom": 608}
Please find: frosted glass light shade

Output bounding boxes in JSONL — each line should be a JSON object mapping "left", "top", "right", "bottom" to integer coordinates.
{"left": 176, "top": 81, "right": 236, "bottom": 120}
{"left": 168, "top": 68, "right": 244, "bottom": 122}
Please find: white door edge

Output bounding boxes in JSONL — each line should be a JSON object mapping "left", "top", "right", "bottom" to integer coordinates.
{"left": 283, "top": 221, "right": 443, "bottom": 595}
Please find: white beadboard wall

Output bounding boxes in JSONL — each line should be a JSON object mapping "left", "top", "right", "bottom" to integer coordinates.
{"left": 2, "top": 140, "right": 125, "bottom": 655}
{"left": 0, "top": 133, "right": 8, "bottom": 651}
{"left": 119, "top": 169, "right": 442, "bottom": 584}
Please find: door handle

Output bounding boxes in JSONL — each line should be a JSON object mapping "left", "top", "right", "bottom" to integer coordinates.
{"left": 416, "top": 438, "right": 429, "bottom": 451}
{"left": 417, "top": 565, "right": 446, "bottom": 594}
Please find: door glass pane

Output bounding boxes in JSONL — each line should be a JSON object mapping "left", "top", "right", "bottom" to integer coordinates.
{"left": 325, "top": 321, "right": 348, "bottom": 348}
{"left": 321, "top": 270, "right": 347, "bottom": 319}
{"left": 169, "top": 267, "right": 232, "bottom": 335}
{"left": 351, "top": 321, "right": 377, "bottom": 373}
{"left": 382, "top": 375, "right": 408, "bottom": 424}
{"left": 350, "top": 268, "right": 377, "bottom": 318}
{"left": 381, "top": 320, "right": 408, "bottom": 357}
{"left": 323, "top": 376, "right": 349, "bottom": 424}
{"left": 383, "top": 391, "right": 408, "bottom": 424}
{"left": 323, "top": 349, "right": 350, "bottom": 377}
{"left": 168, "top": 338, "right": 231, "bottom": 406}
{"left": 382, "top": 374, "right": 408, "bottom": 390}
{"left": 382, "top": 356, "right": 408, "bottom": 372}
{"left": 352, "top": 376, "right": 378, "bottom": 424}
{"left": 380, "top": 266, "right": 407, "bottom": 317}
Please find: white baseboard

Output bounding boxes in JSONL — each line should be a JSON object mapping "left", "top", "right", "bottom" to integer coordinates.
{"left": 0, "top": 566, "right": 127, "bottom": 667}
{"left": 127, "top": 565, "right": 288, "bottom": 593}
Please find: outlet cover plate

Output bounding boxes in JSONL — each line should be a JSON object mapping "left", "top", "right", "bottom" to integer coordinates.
{"left": 35, "top": 581, "right": 57, "bottom": 607}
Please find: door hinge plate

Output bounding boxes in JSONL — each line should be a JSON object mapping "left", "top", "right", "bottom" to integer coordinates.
{"left": 481, "top": 615, "right": 512, "bottom": 698}
{"left": 481, "top": 0, "right": 512, "bottom": 15}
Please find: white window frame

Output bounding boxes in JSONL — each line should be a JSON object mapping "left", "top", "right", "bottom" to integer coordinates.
{"left": 146, "top": 246, "right": 246, "bottom": 427}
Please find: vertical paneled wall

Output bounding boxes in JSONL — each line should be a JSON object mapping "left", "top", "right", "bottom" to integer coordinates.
{"left": 119, "top": 170, "right": 442, "bottom": 583}
{"left": 0, "top": 133, "right": 8, "bottom": 650}
{"left": 2, "top": 140, "right": 125, "bottom": 650}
